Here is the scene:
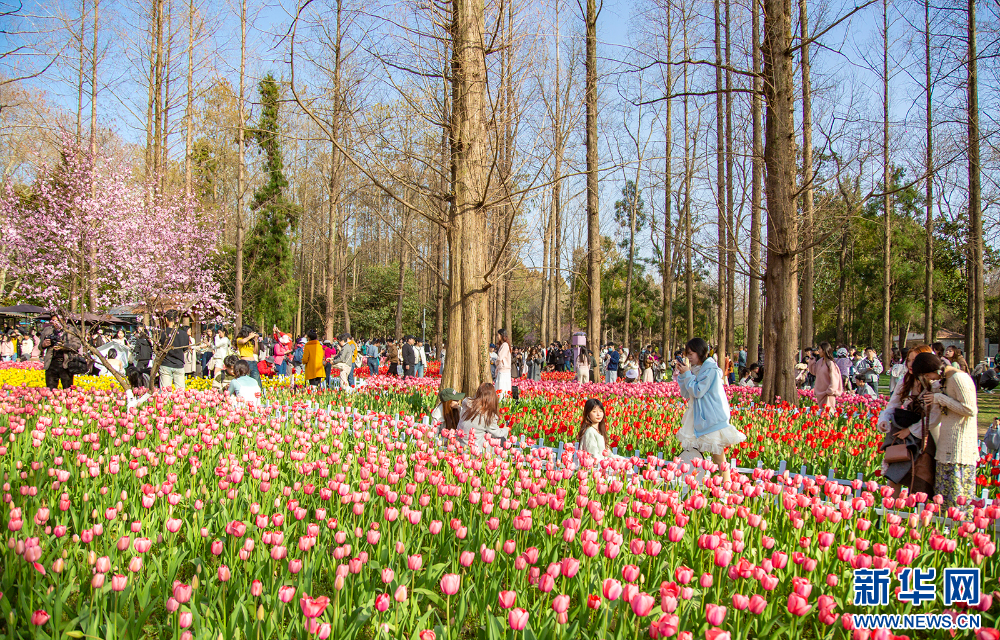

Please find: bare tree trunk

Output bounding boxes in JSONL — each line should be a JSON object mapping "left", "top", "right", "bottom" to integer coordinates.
{"left": 683, "top": 24, "right": 693, "bottom": 341}
{"left": 325, "top": 0, "right": 344, "bottom": 342}
{"left": 799, "top": 0, "right": 814, "bottom": 350}
{"left": 541, "top": 199, "right": 552, "bottom": 344}
{"left": 153, "top": 0, "right": 164, "bottom": 181}
{"left": 440, "top": 0, "right": 492, "bottom": 393}
{"left": 725, "top": 0, "right": 735, "bottom": 354}
{"left": 836, "top": 228, "right": 848, "bottom": 344}
{"left": 160, "top": 0, "right": 171, "bottom": 195}
{"left": 967, "top": 0, "right": 983, "bottom": 363}
{"left": 881, "top": 0, "right": 892, "bottom": 372}
{"left": 760, "top": 0, "right": 799, "bottom": 403}
{"left": 661, "top": 4, "right": 673, "bottom": 358}
{"left": 435, "top": 58, "right": 449, "bottom": 359}
{"left": 714, "top": 0, "right": 727, "bottom": 357}
{"left": 234, "top": 0, "right": 247, "bottom": 329}
{"left": 584, "top": 0, "right": 601, "bottom": 351}
{"left": 623, "top": 188, "right": 636, "bottom": 349}
{"left": 145, "top": 7, "right": 155, "bottom": 188}
{"left": 923, "top": 0, "right": 934, "bottom": 344}
{"left": 395, "top": 211, "right": 409, "bottom": 341}
{"left": 184, "top": 0, "right": 194, "bottom": 199}
{"left": 747, "top": 0, "right": 762, "bottom": 363}
{"left": 90, "top": 0, "right": 98, "bottom": 156}
{"left": 77, "top": 0, "right": 86, "bottom": 143}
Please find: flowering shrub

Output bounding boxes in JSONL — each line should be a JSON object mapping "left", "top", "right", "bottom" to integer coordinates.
{"left": 0, "top": 360, "right": 42, "bottom": 370}
{"left": 0, "top": 385, "right": 996, "bottom": 639}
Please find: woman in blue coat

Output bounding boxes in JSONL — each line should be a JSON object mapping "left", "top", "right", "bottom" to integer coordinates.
{"left": 674, "top": 337, "right": 745, "bottom": 481}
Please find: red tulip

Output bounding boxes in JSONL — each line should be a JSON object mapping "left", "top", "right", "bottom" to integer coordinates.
{"left": 787, "top": 593, "right": 812, "bottom": 616}
{"left": 31, "top": 610, "right": 50, "bottom": 626}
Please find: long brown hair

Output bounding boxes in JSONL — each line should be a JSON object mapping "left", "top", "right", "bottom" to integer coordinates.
{"left": 441, "top": 399, "right": 461, "bottom": 433}
{"left": 462, "top": 383, "right": 499, "bottom": 423}
{"left": 576, "top": 398, "right": 608, "bottom": 446}
{"left": 818, "top": 342, "right": 834, "bottom": 362}
{"left": 897, "top": 344, "right": 933, "bottom": 399}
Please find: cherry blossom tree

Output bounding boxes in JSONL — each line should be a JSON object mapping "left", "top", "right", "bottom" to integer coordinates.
{"left": 0, "top": 135, "right": 227, "bottom": 390}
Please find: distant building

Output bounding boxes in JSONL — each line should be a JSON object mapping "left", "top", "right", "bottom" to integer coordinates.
{"left": 904, "top": 329, "right": 965, "bottom": 351}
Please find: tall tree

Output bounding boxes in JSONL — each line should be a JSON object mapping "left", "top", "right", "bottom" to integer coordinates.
{"left": 615, "top": 180, "right": 644, "bottom": 348}
{"left": 799, "top": 0, "right": 814, "bottom": 350}
{"left": 234, "top": 0, "right": 247, "bottom": 328}
{"left": 683, "top": 12, "right": 694, "bottom": 340}
{"left": 584, "top": 0, "right": 601, "bottom": 347}
{"left": 967, "top": 0, "right": 983, "bottom": 364}
{"left": 923, "top": 0, "right": 933, "bottom": 344}
{"left": 660, "top": 1, "right": 673, "bottom": 358}
{"left": 713, "top": 0, "right": 727, "bottom": 358}
{"left": 245, "top": 74, "right": 302, "bottom": 328}
{"left": 746, "top": 0, "right": 762, "bottom": 363}
{"left": 760, "top": 0, "right": 800, "bottom": 402}
{"left": 881, "top": 0, "right": 891, "bottom": 370}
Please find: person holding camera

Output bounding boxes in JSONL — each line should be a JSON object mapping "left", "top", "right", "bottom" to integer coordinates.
{"left": 39, "top": 313, "right": 83, "bottom": 389}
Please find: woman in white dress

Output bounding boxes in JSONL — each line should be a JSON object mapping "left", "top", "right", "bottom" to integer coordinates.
{"left": 675, "top": 337, "right": 746, "bottom": 482}
{"left": 212, "top": 328, "right": 231, "bottom": 378}
{"left": 494, "top": 329, "right": 512, "bottom": 397}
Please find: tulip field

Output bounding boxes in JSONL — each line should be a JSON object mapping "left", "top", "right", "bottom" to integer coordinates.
{"left": 1, "top": 370, "right": 998, "bottom": 639}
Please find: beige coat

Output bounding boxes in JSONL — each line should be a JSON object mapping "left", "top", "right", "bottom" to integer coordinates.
{"left": 926, "top": 367, "right": 979, "bottom": 466}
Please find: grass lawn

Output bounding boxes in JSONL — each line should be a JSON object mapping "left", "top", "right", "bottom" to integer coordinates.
{"left": 877, "top": 373, "right": 994, "bottom": 438}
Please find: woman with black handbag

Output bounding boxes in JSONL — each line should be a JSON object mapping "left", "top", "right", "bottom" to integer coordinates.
{"left": 917, "top": 352, "right": 979, "bottom": 514}
{"left": 877, "top": 348, "right": 937, "bottom": 496}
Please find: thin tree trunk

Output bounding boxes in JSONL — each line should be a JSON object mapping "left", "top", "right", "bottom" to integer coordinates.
{"left": 714, "top": 0, "right": 727, "bottom": 358}
{"left": 836, "top": 228, "right": 848, "bottom": 344}
{"left": 683, "top": 25, "right": 693, "bottom": 341}
{"left": 145, "top": 5, "right": 156, "bottom": 188}
{"left": 661, "top": 3, "right": 673, "bottom": 358}
{"left": 234, "top": 0, "right": 247, "bottom": 329}
{"left": 799, "top": 0, "right": 814, "bottom": 350}
{"left": 89, "top": 0, "right": 98, "bottom": 156}
{"left": 760, "top": 0, "right": 799, "bottom": 403}
{"left": 584, "top": 0, "right": 601, "bottom": 352}
{"left": 396, "top": 210, "right": 409, "bottom": 342}
{"left": 923, "top": 0, "right": 934, "bottom": 344}
{"left": 881, "top": 0, "right": 892, "bottom": 372}
{"left": 77, "top": 0, "right": 86, "bottom": 143}
{"left": 541, "top": 202, "right": 552, "bottom": 344}
{"left": 153, "top": 0, "right": 164, "bottom": 181}
{"left": 967, "top": 0, "right": 983, "bottom": 363}
{"left": 725, "top": 0, "right": 735, "bottom": 354}
{"left": 325, "top": 0, "right": 344, "bottom": 342}
{"left": 160, "top": 0, "right": 171, "bottom": 195}
{"left": 624, "top": 189, "right": 636, "bottom": 349}
{"left": 184, "top": 0, "right": 194, "bottom": 199}
{"left": 747, "top": 0, "right": 762, "bottom": 363}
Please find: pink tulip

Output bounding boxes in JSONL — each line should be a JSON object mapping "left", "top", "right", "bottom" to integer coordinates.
{"left": 251, "top": 580, "right": 263, "bottom": 597}
{"left": 498, "top": 591, "right": 516, "bottom": 609}
{"left": 382, "top": 567, "right": 394, "bottom": 584}
{"left": 749, "top": 595, "right": 768, "bottom": 615}
{"left": 394, "top": 585, "right": 408, "bottom": 602}
{"left": 630, "top": 592, "right": 655, "bottom": 617}
{"left": 31, "top": 610, "right": 50, "bottom": 626}
{"left": 787, "top": 593, "right": 812, "bottom": 616}
{"left": 218, "top": 565, "right": 231, "bottom": 582}
{"left": 375, "top": 593, "right": 390, "bottom": 612}
{"left": 732, "top": 594, "right": 749, "bottom": 610}
{"left": 706, "top": 603, "right": 727, "bottom": 626}
{"left": 408, "top": 555, "right": 423, "bottom": 571}
{"left": 300, "top": 594, "right": 330, "bottom": 618}
{"left": 508, "top": 608, "right": 529, "bottom": 631}
{"left": 173, "top": 583, "right": 192, "bottom": 604}
{"left": 603, "top": 578, "right": 623, "bottom": 601}
{"left": 700, "top": 573, "right": 713, "bottom": 588}
{"left": 622, "top": 564, "right": 641, "bottom": 582}
{"left": 278, "top": 585, "right": 296, "bottom": 603}
{"left": 179, "top": 612, "right": 192, "bottom": 629}
{"left": 552, "top": 594, "right": 571, "bottom": 614}
{"left": 111, "top": 574, "right": 127, "bottom": 592}
{"left": 440, "top": 573, "right": 460, "bottom": 596}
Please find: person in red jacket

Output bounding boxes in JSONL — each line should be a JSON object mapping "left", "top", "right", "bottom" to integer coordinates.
{"left": 273, "top": 325, "right": 293, "bottom": 379}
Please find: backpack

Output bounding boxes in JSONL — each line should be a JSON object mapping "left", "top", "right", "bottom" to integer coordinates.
{"left": 292, "top": 345, "right": 304, "bottom": 366}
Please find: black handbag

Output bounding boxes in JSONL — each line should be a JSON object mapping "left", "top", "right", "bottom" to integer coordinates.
{"left": 65, "top": 354, "right": 91, "bottom": 375}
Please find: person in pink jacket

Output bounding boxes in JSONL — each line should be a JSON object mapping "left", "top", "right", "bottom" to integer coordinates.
{"left": 272, "top": 326, "right": 294, "bottom": 379}
{"left": 808, "top": 342, "right": 844, "bottom": 409}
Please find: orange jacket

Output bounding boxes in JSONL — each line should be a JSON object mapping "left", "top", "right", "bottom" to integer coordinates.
{"left": 301, "top": 340, "right": 325, "bottom": 381}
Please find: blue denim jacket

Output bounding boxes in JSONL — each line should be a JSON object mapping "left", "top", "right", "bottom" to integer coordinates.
{"left": 677, "top": 357, "right": 732, "bottom": 438}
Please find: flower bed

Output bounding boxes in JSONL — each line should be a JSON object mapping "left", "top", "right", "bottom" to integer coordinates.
{"left": 0, "top": 385, "right": 996, "bottom": 639}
